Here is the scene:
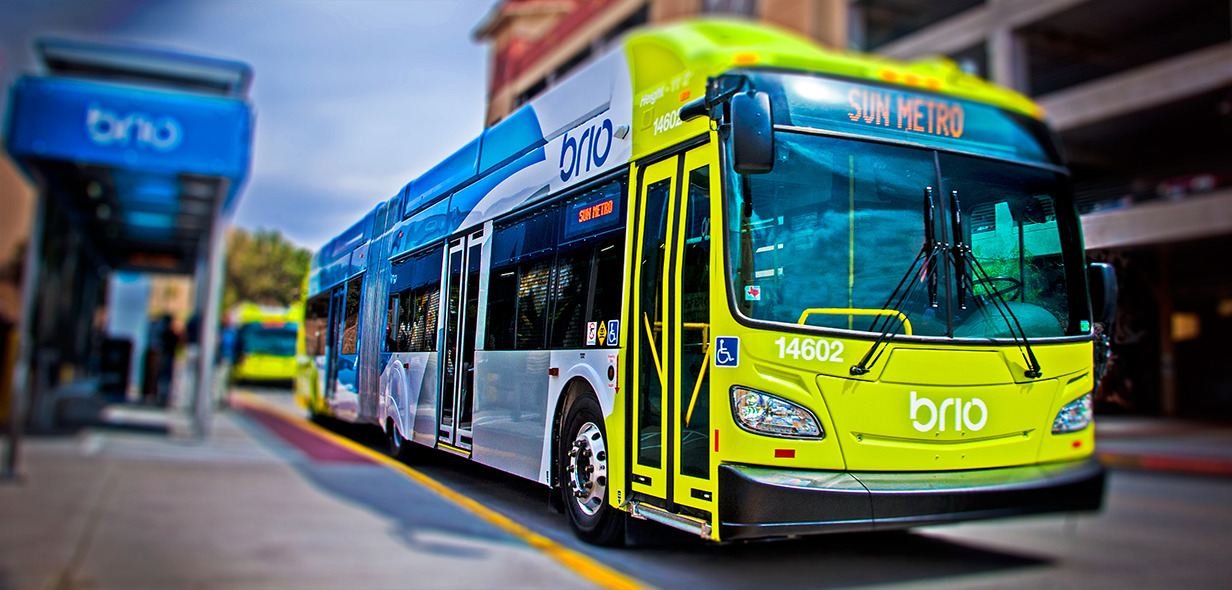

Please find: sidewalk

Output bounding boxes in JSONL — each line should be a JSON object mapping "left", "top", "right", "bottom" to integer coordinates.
{"left": 1094, "top": 415, "right": 1232, "bottom": 477}
{"left": 0, "top": 403, "right": 605, "bottom": 590}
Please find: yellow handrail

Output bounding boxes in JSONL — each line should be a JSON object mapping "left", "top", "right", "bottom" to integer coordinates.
{"left": 643, "top": 313, "right": 666, "bottom": 389}
{"left": 797, "top": 308, "right": 913, "bottom": 336}
{"left": 685, "top": 343, "right": 711, "bottom": 427}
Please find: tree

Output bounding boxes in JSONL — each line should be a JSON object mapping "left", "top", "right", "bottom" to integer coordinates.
{"left": 224, "top": 227, "right": 311, "bottom": 309}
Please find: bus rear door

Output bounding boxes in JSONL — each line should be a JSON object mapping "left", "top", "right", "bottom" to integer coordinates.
{"left": 325, "top": 285, "right": 345, "bottom": 406}
{"left": 629, "top": 143, "right": 718, "bottom": 522}
{"left": 438, "top": 228, "right": 485, "bottom": 455}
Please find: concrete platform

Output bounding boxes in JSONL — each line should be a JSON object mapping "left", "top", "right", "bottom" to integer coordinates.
{"left": 0, "top": 403, "right": 607, "bottom": 590}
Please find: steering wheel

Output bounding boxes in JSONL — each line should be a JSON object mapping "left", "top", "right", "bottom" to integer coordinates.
{"left": 972, "top": 276, "right": 1022, "bottom": 301}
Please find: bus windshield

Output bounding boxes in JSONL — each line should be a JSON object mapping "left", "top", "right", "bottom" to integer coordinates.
{"left": 726, "top": 131, "right": 1089, "bottom": 340}
{"left": 239, "top": 324, "right": 299, "bottom": 357}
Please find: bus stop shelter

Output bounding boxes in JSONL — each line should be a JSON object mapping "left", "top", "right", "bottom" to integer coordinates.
{"left": 2, "top": 38, "right": 254, "bottom": 476}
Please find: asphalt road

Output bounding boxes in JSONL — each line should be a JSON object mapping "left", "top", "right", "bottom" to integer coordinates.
{"left": 245, "top": 388, "right": 1232, "bottom": 589}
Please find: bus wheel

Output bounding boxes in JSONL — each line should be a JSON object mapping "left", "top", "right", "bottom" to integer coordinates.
{"left": 560, "top": 391, "right": 624, "bottom": 545}
{"left": 387, "top": 419, "right": 418, "bottom": 463}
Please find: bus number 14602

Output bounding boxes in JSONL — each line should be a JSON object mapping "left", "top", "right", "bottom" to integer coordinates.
{"left": 774, "top": 336, "right": 844, "bottom": 362}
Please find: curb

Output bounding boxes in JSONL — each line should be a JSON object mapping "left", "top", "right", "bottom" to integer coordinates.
{"left": 1096, "top": 451, "right": 1232, "bottom": 477}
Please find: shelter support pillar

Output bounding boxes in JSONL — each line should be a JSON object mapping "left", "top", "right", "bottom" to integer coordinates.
{"left": 2, "top": 190, "right": 47, "bottom": 480}
{"left": 190, "top": 186, "right": 228, "bottom": 438}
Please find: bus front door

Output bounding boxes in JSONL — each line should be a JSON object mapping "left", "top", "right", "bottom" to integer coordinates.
{"left": 438, "top": 228, "right": 485, "bottom": 454}
{"left": 629, "top": 144, "right": 718, "bottom": 521}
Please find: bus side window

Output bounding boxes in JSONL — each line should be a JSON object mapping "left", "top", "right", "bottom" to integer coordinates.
{"left": 409, "top": 279, "right": 440, "bottom": 352}
{"left": 385, "top": 295, "right": 399, "bottom": 353}
{"left": 388, "top": 244, "right": 444, "bottom": 353}
{"left": 549, "top": 233, "right": 624, "bottom": 348}
{"left": 590, "top": 236, "right": 623, "bottom": 339}
{"left": 304, "top": 292, "right": 330, "bottom": 356}
{"left": 487, "top": 266, "right": 518, "bottom": 350}
{"left": 488, "top": 208, "right": 558, "bottom": 350}
{"left": 410, "top": 246, "right": 443, "bottom": 352}
{"left": 550, "top": 243, "right": 592, "bottom": 348}
{"left": 340, "top": 275, "right": 363, "bottom": 355}
{"left": 548, "top": 176, "right": 628, "bottom": 348}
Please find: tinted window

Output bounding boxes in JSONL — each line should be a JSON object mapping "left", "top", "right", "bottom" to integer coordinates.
{"left": 680, "top": 165, "right": 710, "bottom": 479}
{"left": 340, "top": 275, "right": 363, "bottom": 355}
{"left": 487, "top": 175, "right": 629, "bottom": 350}
{"left": 549, "top": 234, "right": 624, "bottom": 348}
{"left": 388, "top": 246, "right": 443, "bottom": 352}
{"left": 491, "top": 207, "right": 557, "bottom": 267}
{"left": 304, "top": 293, "right": 330, "bottom": 356}
{"left": 728, "top": 133, "right": 946, "bottom": 336}
{"left": 488, "top": 208, "right": 559, "bottom": 351}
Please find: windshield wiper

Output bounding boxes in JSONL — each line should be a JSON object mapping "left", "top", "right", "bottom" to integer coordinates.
{"left": 949, "top": 190, "right": 1043, "bottom": 379}
{"left": 851, "top": 187, "right": 943, "bottom": 376}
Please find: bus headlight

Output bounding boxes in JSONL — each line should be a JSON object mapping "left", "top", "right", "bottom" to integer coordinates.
{"left": 731, "top": 386, "right": 823, "bottom": 438}
{"left": 1051, "top": 392, "right": 1093, "bottom": 434}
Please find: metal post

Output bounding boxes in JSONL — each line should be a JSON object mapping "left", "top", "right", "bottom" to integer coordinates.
{"left": 2, "top": 190, "right": 47, "bottom": 480}
{"left": 190, "top": 184, "right": 228, "bottom": 438}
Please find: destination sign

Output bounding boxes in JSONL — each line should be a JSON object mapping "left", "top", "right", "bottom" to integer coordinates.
{"left": 564, "top": 181, "right": 623, "bottom": 241}
{"left": 760, "top": 73, "right": 1055, "bottom": 165}
{"left": 577, "top": 198, "right": 615, "bottom": 224}
{"left": 846, "top": 87, "right": 964, "bottom": 139}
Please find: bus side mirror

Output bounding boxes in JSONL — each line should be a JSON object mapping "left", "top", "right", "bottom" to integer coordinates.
{"left": 1088, "top": 262, "right": 1118, "bottom": 325}
{"left": 731, "top": 91, "right": 775, "bottom": 175}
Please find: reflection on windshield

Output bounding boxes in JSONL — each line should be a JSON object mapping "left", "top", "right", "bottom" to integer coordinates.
{"left": 240, "top": 324, "right": 298, "bottom": 357}
{"left": 945, "top": 152, "right": 1081, "bottom": 338}
{"left": 729, "top": 133, "right": 947, "bottom": 336}
{"left": 727, "top": 132, "right": 1087, "bottom": 339}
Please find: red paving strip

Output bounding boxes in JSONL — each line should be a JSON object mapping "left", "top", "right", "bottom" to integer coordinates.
{"left": 1097, "top": 452, "right": 1232, "bottom": 477}
{"left": 235, "top": 401, "right": 375, "bottom": 464}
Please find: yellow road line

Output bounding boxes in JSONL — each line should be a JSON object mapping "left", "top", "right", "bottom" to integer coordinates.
{"left": 230, "top": 391, "right": 650, "bottom": 590}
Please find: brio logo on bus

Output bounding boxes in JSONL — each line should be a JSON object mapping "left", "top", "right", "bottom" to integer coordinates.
{"left": 85, "top": 103, "right": 183, "bottom": 152}
{"left": 910, "top": 391, "right": 987, "bottom": 432}
{"left": 560, "top": 119, "right": 613, "bottom": 182}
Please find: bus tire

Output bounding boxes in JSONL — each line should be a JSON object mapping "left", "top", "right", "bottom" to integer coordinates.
{"left": 559, "top": 388, "right": 624, "bottom": 546}
{"left": 387, "top": 419, "right": 421, "bottom": 463}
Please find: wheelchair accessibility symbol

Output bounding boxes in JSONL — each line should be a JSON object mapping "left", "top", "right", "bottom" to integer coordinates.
{"left": 714, "top": 336, "right": 739, "bottom": 367}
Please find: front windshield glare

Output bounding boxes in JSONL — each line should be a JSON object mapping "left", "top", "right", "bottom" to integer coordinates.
{"left": 729, "top": 134, "right": 947, "bottom": 336}
{"left": 727, "top": 133, "right": 1084, "bottom": 339}
{"left": 942, "top": 152, "right": 1079, "bottom": 338}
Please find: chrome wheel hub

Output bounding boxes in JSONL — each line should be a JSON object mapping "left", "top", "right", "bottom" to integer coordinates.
{"left": 566, "top": 422, "right": 607, "bottom": 516}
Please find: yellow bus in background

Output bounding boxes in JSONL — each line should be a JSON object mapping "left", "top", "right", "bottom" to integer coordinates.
{"left": 231, "top": 302, "right": 300, "bottom": 385}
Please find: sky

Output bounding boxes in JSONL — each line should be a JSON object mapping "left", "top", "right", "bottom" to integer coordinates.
{"left": 0, "top": 0, "right": 497, "bottom": 250}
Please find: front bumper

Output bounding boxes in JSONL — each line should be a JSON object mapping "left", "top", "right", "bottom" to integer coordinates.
{"left": 719, "top": 458, "right": 1105, "bottom": 541}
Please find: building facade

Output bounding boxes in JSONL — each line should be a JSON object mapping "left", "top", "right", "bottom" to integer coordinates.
{"left": 473, "top": 0, "right": 848, "bottom": 126}
{"left": 473, "top": 0, "right": 1232, "bottom": 418}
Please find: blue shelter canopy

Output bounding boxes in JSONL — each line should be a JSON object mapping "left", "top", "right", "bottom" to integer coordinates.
{"left": 4, "top": 38, "right": 254, "bottom": 274}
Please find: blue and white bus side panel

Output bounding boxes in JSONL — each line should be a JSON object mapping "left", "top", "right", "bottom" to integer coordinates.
{"left": 467, "top": 51, "right": 634, "bottom": 484}
{"left": 452, "top": 49, "right": 634, "bottom": 230}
